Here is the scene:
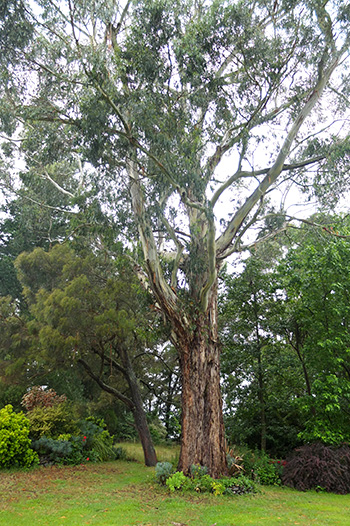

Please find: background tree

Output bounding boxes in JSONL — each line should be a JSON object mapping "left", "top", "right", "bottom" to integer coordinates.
{"left": 13, "top": 243, "right": 163, "bottom": 466}
{"left": 221, "top": 215, "right": 350, "bottom": 454}
{"left": 275, "top": 217, "right": 350, "bottom": 445}
{"left": 1, "top": 0, "right": 350, "bottom": 475}
{"left": 220, "top": 246, "right": 305, "bottom": 457}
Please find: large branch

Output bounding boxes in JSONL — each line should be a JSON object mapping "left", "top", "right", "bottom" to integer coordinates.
{"left": 199, "top": 207, "right": 217, "bottom": 311}
{"left": 127, "top": 157, "right": 182, "bottom": 324}
{"left": 216, "top": 53, "right": 341, "bottom": 257}
{"left": 211, "top": 154, "right": 326, "bottom": 209}
{"left": 78, "top": 357, "right": 134, "bottom": 410}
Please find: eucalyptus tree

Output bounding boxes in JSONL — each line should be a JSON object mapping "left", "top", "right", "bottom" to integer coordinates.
{"left": 1, "top": 0, "right": 350, "bottom": 475}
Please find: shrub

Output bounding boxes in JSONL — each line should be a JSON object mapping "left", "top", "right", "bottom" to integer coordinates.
{"left": 31, "top": 417, "right": 116, "bottom": 465}
{"left": 163, "top": 469, "right": 258, "bottom": 496}
{"left": 220, "top": 475, "right": 258, "bottom": 495}
{"left": 155, "top": 461, "right": 174, "bottom": 485}
{"left": 0, "top": 405, "right": 39, "bottom": 468}
{"left": 190, "top": 464, "right": 208, "bottom": 478}
{"left": 166, "top": 471, "right": 188, "bottom": 492}
{"left": 243, "top": 450, "right": 282, "bottom": 485}
{"left": 27, "top": 402, "right": 78, "bottom": 440}
{"left": 22, "top": 386, "right": 67, "bottom": 411}
{"left": 282, "top": 443, "right": 350, "bottom": 494}
{"left": 79, "top": 417, "right": 115, "bottom": 461}
{"left": 226, "top": 447, "right": 244, "bottom": 477}
{"left": 31, "top": 436, "right": 76, "bottom": 465}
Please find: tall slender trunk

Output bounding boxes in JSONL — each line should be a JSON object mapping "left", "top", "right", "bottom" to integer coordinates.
{"left": 174, "top": 289, "right": 227, "bottom": 478}
{"left": 121, "top": 348, "right": 158, "bottom": 467}
{"left": 257, "top": 352, "right": 267, "bottom": 452}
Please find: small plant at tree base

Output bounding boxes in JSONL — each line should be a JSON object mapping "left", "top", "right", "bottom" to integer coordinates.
{"left": 0, "top": 405, "right": 39, "bottom": 468}
{"left": 155, "top": 462, "right": 174, "bottom": 485}
{"left": 190, "top": 463, "right": 208, "bottom": 477}
{"left": 166, "top": 471, "right": 188, "bottom": 492}
{"left": 282, "top": 443, "right": 350, "bottom": 494}
{"left": 220, "top": 475, "right": 258, "bottom": 495}
{"left": 226, "top": 447, "right": 245, "bottom": 477}
{"left": 163, "top": 469, "right": 258, "bottom": 496}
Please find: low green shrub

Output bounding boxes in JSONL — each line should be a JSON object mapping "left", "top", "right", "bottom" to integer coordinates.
{"left": 0, "top": 405, "right": 39, "bottom": 469}
{"left": 155, "top": 461, "right": 174, "bottom": 485}
{"left": 79, "top": 418, "right": 115, "bottom": 462}
{"left": 31, "top": 418, "right": 116, "bottom": 465}
{"left": 243, "top": 450, "right": 282, "bottom": 485}
{"left": 163, "top": 468, "right": 258, "bottom": 496}
{"left": 166, "top": 471, "right": 188, "bottom": 492}
{"left": 190, "top": 464, "right": 208, "bottom": 477}
{"left": 27, "top": 403, "right": 78, "bottom": 440}
{"left": 220, "top": 475, "right": 258, "bottom": 495}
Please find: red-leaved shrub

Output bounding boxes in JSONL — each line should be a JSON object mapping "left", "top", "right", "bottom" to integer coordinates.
{"left": 21, "top": 386, "right": 67, "bottom": 412}
{"left": 282, "top": 443, "right": 350, "bottom": 494}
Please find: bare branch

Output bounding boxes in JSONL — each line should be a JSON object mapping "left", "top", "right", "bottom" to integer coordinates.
{"left": 216, "top": 52, "right": 341, "bottom": 257}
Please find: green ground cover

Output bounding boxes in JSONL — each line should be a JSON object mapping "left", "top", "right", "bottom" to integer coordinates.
{"left": 0, "top": 444, "right": 350, "bottom": 526}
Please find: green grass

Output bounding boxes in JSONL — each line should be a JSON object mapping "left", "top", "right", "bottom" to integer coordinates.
{"left": 1, "top": 444, "right": 350, "bottom": 526}
{"left": 115, "top": 441, "right": 180, "bottom": 464}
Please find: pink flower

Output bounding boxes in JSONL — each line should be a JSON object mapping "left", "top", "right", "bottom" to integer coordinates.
{"left": 86, "top": 457, "right": 89, "bottom": 461}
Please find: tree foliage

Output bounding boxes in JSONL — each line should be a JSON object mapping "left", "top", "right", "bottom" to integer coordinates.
{"left": 221, "top": 216, "right": 350, "bottom": 454}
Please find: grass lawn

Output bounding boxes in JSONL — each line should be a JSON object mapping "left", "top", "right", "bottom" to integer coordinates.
{"left": 1, "top": 443, "right": 350, "bottom": 526}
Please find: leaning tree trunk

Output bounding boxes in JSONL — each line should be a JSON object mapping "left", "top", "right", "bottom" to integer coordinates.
{"left": 174, "top": 290, "right": 227, "bottom": 478}
{"left": 121, "top": 348, "right": 158, "bottom": 467}
{"left": 78, "top": 355, "right": 157, "bottom": 467}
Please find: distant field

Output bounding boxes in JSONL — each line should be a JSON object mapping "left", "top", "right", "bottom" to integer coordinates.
{"left": 1, "top": 443, "right": 350, "bottom": 526}
{"left": 115, "top": 441, "right": 180, "bottom": 463}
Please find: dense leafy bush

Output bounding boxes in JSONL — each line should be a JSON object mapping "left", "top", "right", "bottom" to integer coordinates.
{"left": 166, "top": 471, "right": 188, "bottom": 492}
{"left": 22, "top": 386, "right": 67, "bottom": 411}
{"left": 31, "top": 418, "right": 116, "bottom": 465}
{"left": 31, "top": 436, "right": 81, "bottom": 465}
{"left": 282, "top": 443, "right": 350, "bottom": 494}
{"left": 80, "top": 417, "right": 115, "bottom": 461}
{"left": 0, "top": 405, "right": 39, "bottom": 468}
{"left": 190, "top": 464, "right": 208, "bottom": 477}
{"left": 243, "top": 450, "right": 282, "bottom": 485}
{"left": 27, "top": 403, "right": 78, "bottom": 440}
{"left": 155, "top": 461, "right": 174, "bottom": 485}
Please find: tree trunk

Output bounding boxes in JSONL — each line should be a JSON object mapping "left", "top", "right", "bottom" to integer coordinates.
{"left": 131, "top": 402, "right": 157, "bottom": 467}
{"left": 257, "top": 353, "right": 267, "bottom": 452}
{"left": 121, "top": 348, "right": 158, "bottom": 467}
{"left": 175, "top": 290, "right": 227, "bottom": 478}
